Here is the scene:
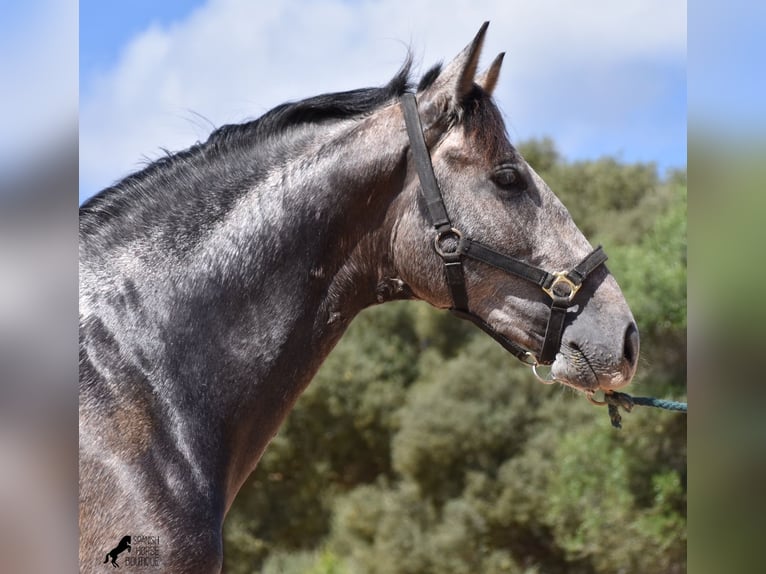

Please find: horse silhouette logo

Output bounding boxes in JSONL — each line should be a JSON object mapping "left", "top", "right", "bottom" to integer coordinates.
{"left": 104, "top": 535, "right": 131, "bottom": 567}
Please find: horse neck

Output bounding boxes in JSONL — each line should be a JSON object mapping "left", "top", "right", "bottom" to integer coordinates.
{"left": 216, "top": 106, "right": 407, "bottom": 343}
{"left": 165, "top": 105, "right": 409, "bottom": 500}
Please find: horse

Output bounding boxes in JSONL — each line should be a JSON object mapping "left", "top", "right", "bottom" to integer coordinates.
{"left": 79, "top": 23, "right": 639, "bottom": 573}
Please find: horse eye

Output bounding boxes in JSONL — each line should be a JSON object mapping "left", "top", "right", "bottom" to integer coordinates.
{"left": 492, "top": 166, "right": 526, "bottom": 193}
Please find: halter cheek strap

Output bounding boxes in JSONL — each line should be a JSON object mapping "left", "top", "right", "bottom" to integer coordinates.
{"left": 401, "top": 92, "right": 607, "bottom": 365}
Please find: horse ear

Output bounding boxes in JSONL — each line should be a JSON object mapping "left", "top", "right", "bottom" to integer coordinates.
{"left": 476, "top": 52, "right": 505, "bottom": 96}
{"left": 417, "top": 22, "right": 489, "bottom": 127}
{"left": 441, "top": 21, "right": 489, "bottom": 103}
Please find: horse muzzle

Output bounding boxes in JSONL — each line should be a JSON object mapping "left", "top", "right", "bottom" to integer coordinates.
{"left": 546, "top": 319, "right": 640, "bottom": 393}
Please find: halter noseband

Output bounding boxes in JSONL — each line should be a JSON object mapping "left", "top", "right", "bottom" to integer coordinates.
{"left": 401, "top": 93, "right": 607, "bottom": 367}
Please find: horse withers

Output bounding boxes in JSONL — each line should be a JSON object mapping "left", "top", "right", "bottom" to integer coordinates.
{"left": 79, "top": 23, "right": 638, "bottom": 573}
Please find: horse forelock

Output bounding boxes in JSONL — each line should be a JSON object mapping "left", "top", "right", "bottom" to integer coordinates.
{"left": 460, "top": 86, "right": 513, "bottom": 160}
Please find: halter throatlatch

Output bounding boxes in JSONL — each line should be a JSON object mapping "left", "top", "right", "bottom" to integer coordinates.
{"left": 401, "top": 93, "right": 607, "bottom": 366}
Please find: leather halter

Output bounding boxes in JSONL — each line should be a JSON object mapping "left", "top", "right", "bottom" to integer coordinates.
{"left": 401, "top": 93, "right": 608, "bottom": 366}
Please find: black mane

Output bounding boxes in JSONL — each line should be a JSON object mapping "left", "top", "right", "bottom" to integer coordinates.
{"left": 206, "top": 59, "right": 414, "bottom": 152}
{"left": 78, "top": 57, "right": 467, "bottom": 242}
{"left": 80, "top": 59, "right": 414, "bottom": 227}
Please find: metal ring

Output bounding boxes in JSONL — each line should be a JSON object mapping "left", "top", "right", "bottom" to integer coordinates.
{"left": 434, "top": 227, "right": 463, "bottom": 257}
{"left": 520, "top": 351, "right": 538, "bottom": 366}
{"left": 586, "top": 391, "right": 608, "bottom": 406}
{"left": 531, "top": 362, "right": 557, "bottom": 385}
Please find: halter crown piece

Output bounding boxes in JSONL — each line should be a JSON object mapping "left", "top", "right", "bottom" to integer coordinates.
{"left": 401, "top": 93, "right": 608, "bottom": 367}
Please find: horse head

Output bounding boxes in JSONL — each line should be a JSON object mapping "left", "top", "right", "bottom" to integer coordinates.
{"left": 389, "top": 23, "right": 639, "bottom": 395}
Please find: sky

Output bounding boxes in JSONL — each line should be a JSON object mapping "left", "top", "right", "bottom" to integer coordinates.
{"left": 78, "top": 0, "right": 688, "bottom": 204}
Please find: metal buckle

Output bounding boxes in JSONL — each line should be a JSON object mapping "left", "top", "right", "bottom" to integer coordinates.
{"left": 434, "top": 227, "right": 463, "bottom": 258}
{"left": 542, "top": 272, "right": 580, "bottom": 303}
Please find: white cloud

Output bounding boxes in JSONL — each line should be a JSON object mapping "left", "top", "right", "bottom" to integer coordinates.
{"left": 80, "top": 0, "right": 686, "bottom": 199}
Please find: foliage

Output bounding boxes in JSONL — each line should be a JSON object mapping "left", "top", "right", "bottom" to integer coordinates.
{"left": 223, "top": 139, "right": 687, "bottom": 573}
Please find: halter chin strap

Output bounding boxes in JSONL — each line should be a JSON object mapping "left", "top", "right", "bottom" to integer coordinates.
{"left": 401, "top": 92, "right": 607, "bottom": 365}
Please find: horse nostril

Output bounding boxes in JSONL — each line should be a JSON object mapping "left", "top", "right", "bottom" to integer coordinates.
{"left": 623, "top": 322, "right": 639, "bottom": 369}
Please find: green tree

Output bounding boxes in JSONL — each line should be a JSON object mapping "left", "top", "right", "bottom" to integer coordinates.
{"left": 604, "top": 183, "right": 687, "bottom": 389}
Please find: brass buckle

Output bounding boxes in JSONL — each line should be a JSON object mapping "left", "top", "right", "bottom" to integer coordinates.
{"left": 542, "top": 272, "right": 580, "bottom": 303}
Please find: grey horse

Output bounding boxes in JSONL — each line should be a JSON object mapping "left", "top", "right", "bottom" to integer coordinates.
{"left": 79, "top": 24, "right": 638, "bottom": 573}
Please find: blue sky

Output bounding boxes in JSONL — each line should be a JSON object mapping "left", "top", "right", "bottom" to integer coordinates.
{"left": 79, "top": 0, "right": 687, "bottom": 204}
{"left": 688, "top": 1, "right": 766, "bottom": 131}
{"left": 80, "top": 0, "right": 205, "bottom": 90}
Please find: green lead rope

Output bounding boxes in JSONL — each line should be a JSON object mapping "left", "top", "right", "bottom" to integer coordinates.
{"left": 601, "top": 391, "right": 687, "bottom": 429}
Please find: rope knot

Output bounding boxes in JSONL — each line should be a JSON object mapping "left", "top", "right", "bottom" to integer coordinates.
{"left": 594, "top": 390, "right": 687, "bottom": 429}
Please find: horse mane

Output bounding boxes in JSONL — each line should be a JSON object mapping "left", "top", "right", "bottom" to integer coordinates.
{"left": 202, "top": 59, "right": 447, "bottom": 154}
{"left": 206, "top": 59, "right": 416, "bottom": 153}
{"left": 78, "top": 57, "right": 449, "bottom": 237}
